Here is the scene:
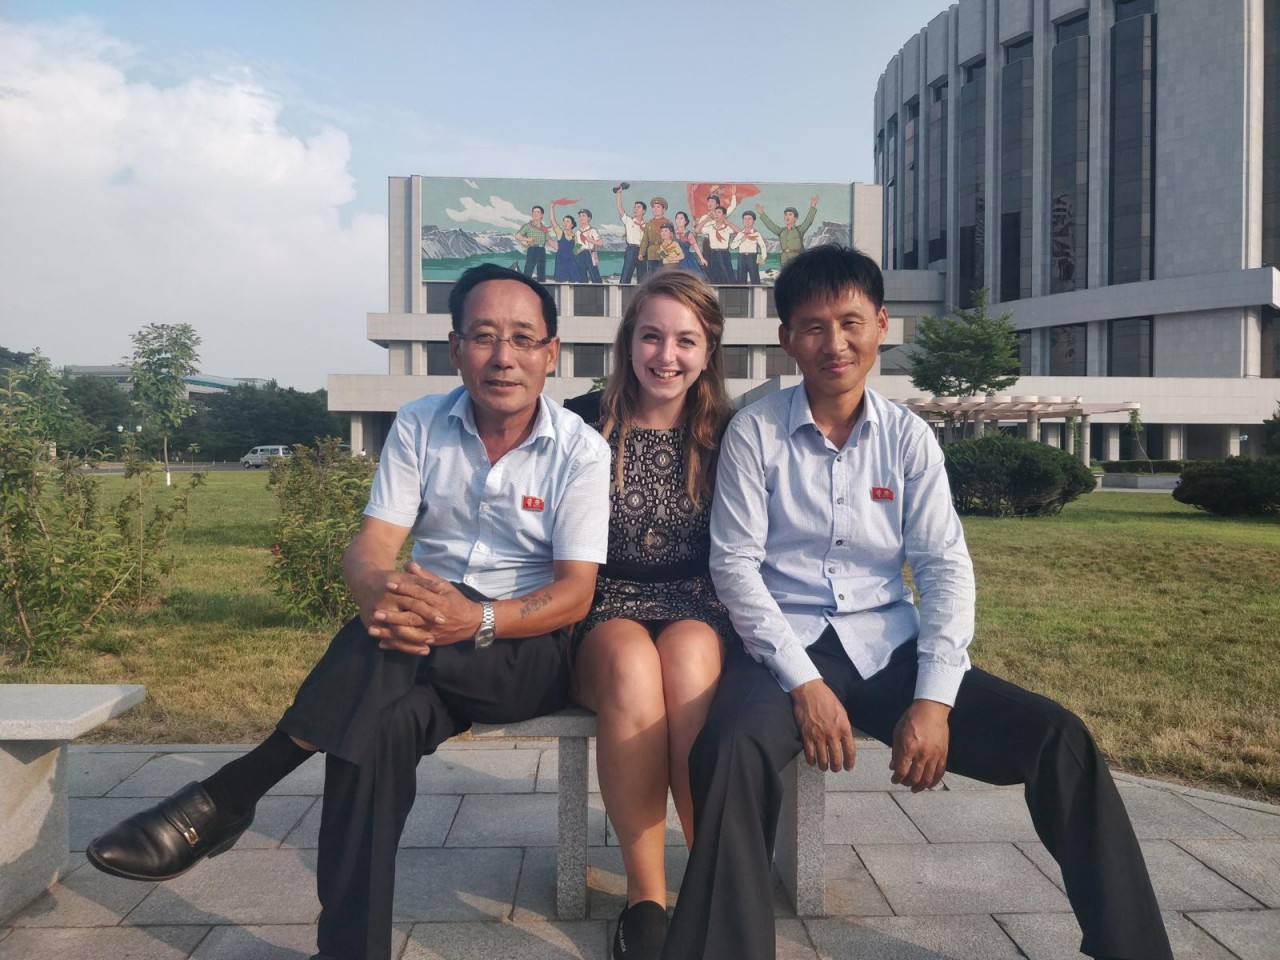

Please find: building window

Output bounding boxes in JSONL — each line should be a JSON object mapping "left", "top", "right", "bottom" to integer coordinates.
{"left": 957, "top": 60, "right": 986, "bottom": 306}
{"left": 426, "top": 282, "right": 453, "bottom": 314}
{"left": 719, "top": 286, "right": 751, "bottom": 318}
{"left": 620, "top": 284, "right": 640, "bottom": 314}
{"left": 927, "top": 83, "right": 949, "bottom": 264}
{"left": 1264, "top": 0, "right": 1279, "bottom": 266}
{"left": 1000, "top": 48, "right": 1034, "bottom": 302}
{"left": 1016, "top": 330, "right": 1034, "bottom": 375}
{"left": 1050, "top": 19, "right": 1090, "bottom": 293}
{"left": 426, "top": 342, "right": 454, "bottom": 376}
{"left": 574, "top": 343, "right": 608, "bottom": 379}
{"left": 1005, "top": 35, "right": 1033, "bottom": 63}
{"left": 1263, "top": 307, "right": 1279, "bottom": 378}
{"left": 766, "top": 286, "right": 779, "bottom": 318}
{"left": 902, "top": 100, "right": 920, "bottom": 269}
{"left": 722, "top": 345, "right": 750, "bottom": 379}
{"left": 884, "top": 115, "right": 898, "bottom": 269}
{"left": 1109, "top": 6, "right": 1157, "bottom": 284}
{"left": 1049, "top": 324, "right": 1088, "bottom": 375}
{"left": 1107, "top": 317, "right": 1152, "bottom": 376}
{"left": 571, "top": 285, "right": 605, "bottom": 316}
{"left": 764, "top": 346, "right": 796, "bottom": 378}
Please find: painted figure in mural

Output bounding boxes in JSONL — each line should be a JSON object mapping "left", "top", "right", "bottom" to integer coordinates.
{"left": 755, "top": 195, "right": 819, "bottom": 267}
{"left": 658, "top": 223, "right": 684, "bottom": 269}
{"left": 549, "top": 202, "right": 583, "bottom": 283}
{"left": 730, "top": 210, "right": 769, "bottom": 285}
{"left": 672, "top": 211, "right": 708, "bottom": 278}
{"left": 694, "top": 186, "right": 738, "bottom": 267}
{"left": 661, "top": 247, "right": 1174, "bottom": 960}
{"left": 514, "top": 205, "right": 553, "bottom": 281}
{"left": 640, "top": 196, "right": 673, "bottom": 277}
{"left": 87, "top": 265, "right": 613, "bottom": 960}
{"left": 615, "top": 184, "right": 648, "bottom": 284}
{"left": 569, "top": 271, "right": 733, "bottom": 960}
{"left": 699, "top": 206, "right": 738, "bottom": 285}
{"left": 575, "top": 207, "right": 604, "bottom": 283}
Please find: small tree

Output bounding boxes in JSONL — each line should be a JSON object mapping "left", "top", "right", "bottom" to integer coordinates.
{"left": 909, "top": 288, "right": 1020, "bottom": 438}
{"left": 1263, "top": 403, "right": 1280, "bottom": 458}
{"left": 1127, "top": 408, "right": 1153, "bottom": 472}
{"left": 128, "top": 323, "right": 201, "bottom": 484}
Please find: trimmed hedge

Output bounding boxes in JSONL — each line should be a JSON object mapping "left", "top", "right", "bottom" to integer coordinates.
{"left": 1172, "top": 457, "right": 1280, "bottom": 517}
{"left": 1100, "top": 459, "right": 1198, "bottom": 474}
{"left": 943, "top": 433, "right": 1096, "bottom": 517}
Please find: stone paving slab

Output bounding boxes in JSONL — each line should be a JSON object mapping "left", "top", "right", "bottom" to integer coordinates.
{"left": 776, "top": 918, "right": 821, "bottom": 959}
{"left": 806, "top": 914, "right": 1024, "bottom": 959}
{"left": 8, "top": 858, "right": 155, "bottom": 928}
{"left": 1183, "top": 795, "right": 1280, "bottom": 839}
{"left": 190, "top": 923, "right": 410, "bottom": 960}
{"left": 995, "top": 910, "right": 1237, "bottom": 960}
{"left": 855, "top": 842, "right": 1070, "bottom": 916}
{"left": 825, "top": 792, "right": 927, "bottom": 844}
{"left": 70, "top": 795, "right": 315, "bottom": 852}
{"left": 446, "top": 793, "right": 607, "bottom": 847}
{"left": 67, "top": 748, "right": 151, "bottom": 797}
{"left": 1117, "top": 782, "right": 1244, "bottom": 840}
{"left": 823, "top": 845, "right": 893, "bottom": 917}
{"left": 1018, "top": 839, "right": 1265, "bottom": 911}
{"left": 0, "top": 924, "right": 210, "bottom": 960}
{"left": 281, "top": 793, "right": 460, "bottom": 849}
{"left": 400, "top": 920, "right": 607, "bottom": 960}
{"left": 390, "top": 848, "right": 522, "bottom": 922}
{"left": 416, "top": 747, "right": 541, "bottom": 794}
{"left": 1186, "top": 910, "right": 1280, "bottom": 960}
{"left": 534, "top": 743, "right": 600, "bottom": 794}
{"left": 122, "top": 848, "right": 319, "bottom": 926}
{"left": 107, "top": 751, "right": 249, "bottom": 797}
{"left": 1175, "top": 839, "right": 1280, "bottom": 908}
{"left": 822, "top": 743, "right": 915, "bottom": 793}
{"left": 892, "top": 787, "right": 1039, "bottom": 843}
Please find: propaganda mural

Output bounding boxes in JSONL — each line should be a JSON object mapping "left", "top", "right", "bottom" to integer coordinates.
{"left": 421, "top": 177, "right": 853, "bottom": 284}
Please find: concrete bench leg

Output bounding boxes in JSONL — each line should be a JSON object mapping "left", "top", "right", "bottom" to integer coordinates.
{"left": 556, "top": 735, "right": 589, "bottom": 919}
{"left": 776, "top": 756, "right": 825, "bottom": 916}
{"left": 0, "top": 741, "right": 69, "bottom": 922}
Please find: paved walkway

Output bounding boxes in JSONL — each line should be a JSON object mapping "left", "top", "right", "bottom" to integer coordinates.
{"left": 2, "top": 740, "right": 1278, "bottom": 959}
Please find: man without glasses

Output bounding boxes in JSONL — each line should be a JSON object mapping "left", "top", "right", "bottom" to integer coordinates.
{"left": 88, "top": 265, "right": 610, "bottom": 960}
{"left": 661, "top": 245, "right": 1173, "bottom": 960}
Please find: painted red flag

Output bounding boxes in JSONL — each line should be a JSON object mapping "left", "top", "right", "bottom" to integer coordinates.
{"left": 684, "top": 182, "right": 761, "bottom": 219}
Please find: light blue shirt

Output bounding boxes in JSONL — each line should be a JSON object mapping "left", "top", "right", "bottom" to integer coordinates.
{"left": 710, "top": 385, "right": 975, "bottom": 706}
{"left": 365, "top": 386, "right": 611, "bottom": 601}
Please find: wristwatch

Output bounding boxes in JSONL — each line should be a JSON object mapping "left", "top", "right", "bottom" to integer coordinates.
{"left": 473, "top": 601, "right": 496, "bottom": 649}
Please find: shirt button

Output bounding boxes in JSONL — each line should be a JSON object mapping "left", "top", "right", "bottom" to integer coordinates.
{"left": 838, "top": 594, "right": 845, "bottom": 601}
{"left": 835, "top": 539, "right": 844, "bottom": 546}
{"left": 836, "top": 497, "right": 845, "bottom": 505}
{"left": 828, "top": 566, "right": 836, "bottom": 574}
{"left": 836, "top": 455, "right": 843, "bottom": 462}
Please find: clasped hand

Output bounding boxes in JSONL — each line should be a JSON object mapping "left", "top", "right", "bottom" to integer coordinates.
{"left": 363, "top": 561, "right": 481, "bottom": 655}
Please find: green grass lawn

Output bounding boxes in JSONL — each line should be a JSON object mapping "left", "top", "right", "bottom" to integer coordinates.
{"left": 3, "top": 477, "right": 1278, "bottom": 800}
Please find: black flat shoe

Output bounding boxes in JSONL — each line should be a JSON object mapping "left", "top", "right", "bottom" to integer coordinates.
{"left": 86, "top": 781, "right": 254, "bottom": 882}
{"left": 613, "top": 899, "right": 668, "bottom": 960}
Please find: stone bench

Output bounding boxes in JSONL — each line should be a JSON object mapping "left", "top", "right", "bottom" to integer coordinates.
{"left": 0, "top": 683, "right": 145, "bottom": 922}
{"left": 471, "top": 707, "right": 826, "bottom": 919}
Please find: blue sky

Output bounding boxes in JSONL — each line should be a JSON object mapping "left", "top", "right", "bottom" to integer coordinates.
{"left": 0, "top": 1, "right": 953, "bottom": 388}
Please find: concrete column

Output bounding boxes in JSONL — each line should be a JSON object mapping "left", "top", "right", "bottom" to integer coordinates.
{"left": 1065, "top": 420, "right": 1075, "bottom": 455}
{"left": 1079, "top": 414, "right": 1092, "bottom": 465}
{"left": 410, "top": 342, "right": 426, "bottom": 376}
{"left": 1103, "top": 423, "right": 1121, "bottom": 461}
{"left": 349, "top": 414, "right": 366, "bottom": 458}
{"left": 1165, "top": 424, "right": 1185, "bottom": 460}
{"left": 1026, "top": 411, "right": 1041, "bottom": 442}
{"left": 972, "top": 413, "right": 986, "bottom": 438}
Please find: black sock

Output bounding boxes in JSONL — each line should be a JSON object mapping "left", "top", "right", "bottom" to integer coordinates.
{"left": 202, "top": 729, "right": 314, "bottom": 821}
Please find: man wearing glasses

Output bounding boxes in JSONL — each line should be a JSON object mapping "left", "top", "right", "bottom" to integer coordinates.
{"left": 87, "top": 264, "right": 611, "bottom": 960}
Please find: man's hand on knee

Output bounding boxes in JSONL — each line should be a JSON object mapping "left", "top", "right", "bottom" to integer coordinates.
{"left": 890, "top": 699, "right": 951, "bottom": 792}
{"left": 790, "top": 680, "right": 856, "bottom": 772}
{"left": 375, "top": 562, "right": 482, "bottom": 647}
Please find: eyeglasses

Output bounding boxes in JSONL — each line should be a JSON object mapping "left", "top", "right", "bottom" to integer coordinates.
{"left": 455, "top": 332, "right": 553, "bottom": 352}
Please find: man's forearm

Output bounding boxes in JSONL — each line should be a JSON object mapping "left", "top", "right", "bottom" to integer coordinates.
{"left": 491, "top": 572, "right": 595, "bottom": 638}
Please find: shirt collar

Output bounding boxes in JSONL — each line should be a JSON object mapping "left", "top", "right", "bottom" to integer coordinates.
{"left": 449, "top": 388, "right": 555, "bottom": 447}
{"left": 786, "top": 384, "right": 882, "bottom": 448}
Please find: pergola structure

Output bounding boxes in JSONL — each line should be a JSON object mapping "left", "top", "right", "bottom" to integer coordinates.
{"left": 900, "top": 395, "right": 1141, "bottom": 466}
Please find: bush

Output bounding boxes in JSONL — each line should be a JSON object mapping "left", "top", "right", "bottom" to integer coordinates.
{"left": 1172, "top": 457, "right": 1280, "bottom": 517}
{"left": 267, "top": 438, "right": 377, "bottom": 625}
{"left": 1, "top": 358, "right": 202, "bottom": 664}
{"left": 1100, "top": 459, "right": 1197, "bottom": 475}
{"left": 943, "top": 433, "right": 1096, "bottom": 517}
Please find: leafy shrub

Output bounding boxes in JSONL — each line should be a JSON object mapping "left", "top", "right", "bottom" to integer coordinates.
{"left": 267, "top": 438, "right": 377, "bottom": 625}
{"left": 0, "top": 357, "right": 202, "bottom": 664}
{"left": 943, "top": 433, "right": 1096, "bottom": 517}
{"left": 1100, "top": 459, "right": 1198, "bottom": 475}
{"left": 1172, "top": 457, "right": 1280, "bottom": 517}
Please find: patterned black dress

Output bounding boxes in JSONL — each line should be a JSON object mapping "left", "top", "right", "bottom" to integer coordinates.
{"left": 578, "top": 424, "right": 733, "bottom": 641}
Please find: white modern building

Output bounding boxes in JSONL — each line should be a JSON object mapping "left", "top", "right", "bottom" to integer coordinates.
{"left": 873, "top": 0, "right": 1279, "bottom": 460}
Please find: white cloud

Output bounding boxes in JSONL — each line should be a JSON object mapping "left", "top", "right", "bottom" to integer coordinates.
{"left": 444, "top": 195, "right": 529, "bottom": 230}
{"left": 0, "top": 17, "right": 386, "bottom": 390}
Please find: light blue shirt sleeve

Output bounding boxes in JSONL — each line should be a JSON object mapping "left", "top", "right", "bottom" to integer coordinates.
{"left": 364, "top": 407, "right": 423, "bottom": 529}
{"left": 900, "top": 424, "right": 975, "bottom": 706}
{"left": 710, "top": 416, "right": 823, "bottom": 692}
{"left": 550, "top": 443, "right": 611, "bottom": 564}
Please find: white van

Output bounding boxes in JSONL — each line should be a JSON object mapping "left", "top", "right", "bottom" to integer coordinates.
{"left": 240, "top": 445, "right": 292, "bottom": 468}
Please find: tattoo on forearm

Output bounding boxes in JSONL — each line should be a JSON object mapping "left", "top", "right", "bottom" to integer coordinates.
{"left": 519, "top": 592, "right": 553, "bottom": 618}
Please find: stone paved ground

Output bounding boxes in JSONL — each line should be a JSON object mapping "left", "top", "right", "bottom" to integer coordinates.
{"left": 2, "top": 740, "right": 1278, "bottom": 959}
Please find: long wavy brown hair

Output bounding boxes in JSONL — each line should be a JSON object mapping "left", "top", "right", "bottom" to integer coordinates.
{"left": 599, "top": 271, "right": 732, "bottom": 507}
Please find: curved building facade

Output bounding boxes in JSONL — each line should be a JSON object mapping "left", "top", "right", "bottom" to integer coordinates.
{"left": 875, "top": 0, "right": 1279, "bottom": 459}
